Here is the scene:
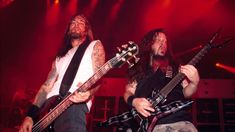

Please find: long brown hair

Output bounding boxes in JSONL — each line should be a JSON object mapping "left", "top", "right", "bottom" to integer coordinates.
{"left": 56, "top": 14, "right": 94, "bottom": 58}
{"left": 128, "top": 28, "right": 177, "bottom": 82}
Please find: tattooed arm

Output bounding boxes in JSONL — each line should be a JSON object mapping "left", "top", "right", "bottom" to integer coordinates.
{"left": 124, "top": 80, "right": 137, "bottom": 103}
{"left": 69, "top": 40, "right": 105, "bottom": 103}
{"left": 89, "top": 40, "right": 105, "bottom": 95}
{"left": 91, "top": 40, "right": 106, "bottom": 71}
{"left": 33, "top": 61, "right": 58, "bottom": 107}
{"left": 20, "top": 61, "right": 58, "bottom": 132}
{"left": 124, "top": 80, "right": 155, "bottom": 117}
{"left": 90, "top": 40, "right": 105, "bottom": 96}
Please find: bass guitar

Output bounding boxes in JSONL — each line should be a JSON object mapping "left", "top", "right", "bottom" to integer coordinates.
{"left": 32, "top": 41, "right": 139, "bottom": 132}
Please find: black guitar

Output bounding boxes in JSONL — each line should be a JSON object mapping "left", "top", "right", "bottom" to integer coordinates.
{"left": 98, "top": 100, "right": 193, "bottom": 127}
{"left": 98, "top": 29, "right": 232, "bottom": 131}
{"left": 31, "top": 41, "right": 139, "bottom": 132}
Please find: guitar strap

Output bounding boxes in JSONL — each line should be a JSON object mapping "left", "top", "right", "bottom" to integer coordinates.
{"left": 59, "top": 38, "right": 90, "bottom": 97}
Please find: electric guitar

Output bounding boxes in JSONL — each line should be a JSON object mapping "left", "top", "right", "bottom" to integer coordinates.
{"left": 97, "top": 100, "right": 194, "bottom": 127}
{"left": 98, "top": 28, "right": 233, "bottom": 131}
{"left": 31, "top": 41, "right": 139, "bottom": 132}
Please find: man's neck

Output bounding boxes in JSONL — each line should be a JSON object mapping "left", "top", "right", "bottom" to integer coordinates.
{"left": 151, "top": 58, "right": 169, "bottom": 72}
{"left": 72, "top": 37, "right": 86, "bottom": 47}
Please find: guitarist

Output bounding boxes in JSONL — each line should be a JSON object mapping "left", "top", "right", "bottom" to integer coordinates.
{"left": 124, "top": 29, "right": 199, "bottom": 131}
{"left": 20, "top": 15, "right": 105, "bottom": 132}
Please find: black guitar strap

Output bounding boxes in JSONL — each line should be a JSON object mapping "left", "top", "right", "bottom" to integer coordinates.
{"left": 59, "top": 38, "right": 90, "bottom": 97}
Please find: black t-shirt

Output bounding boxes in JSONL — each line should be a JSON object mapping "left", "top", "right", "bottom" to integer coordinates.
{"left": 134, "top": 68, "right": 192, "bottom": 124}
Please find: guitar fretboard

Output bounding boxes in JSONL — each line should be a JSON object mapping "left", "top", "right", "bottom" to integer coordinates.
{"left": 32, "top": 42, "right": 139, "bottom": 132}
{"left": 32, "top": 60, "right": 114, "bottom": 131}
{"left": 159, "top": 44, "right": 211, "bottom": 98}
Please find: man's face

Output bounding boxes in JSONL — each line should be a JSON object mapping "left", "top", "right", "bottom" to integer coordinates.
{"left": 151, "top": 32, "right": 168, "bottom": 56}
{"left": 69, "top": 16, "right": 87, "bottom": 39}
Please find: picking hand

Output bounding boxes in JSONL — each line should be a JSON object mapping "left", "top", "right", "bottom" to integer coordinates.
{"left": 132, "top": 98, "right": 155, "bottom": 117}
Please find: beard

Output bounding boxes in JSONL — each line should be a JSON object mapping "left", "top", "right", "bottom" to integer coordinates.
{"left": 152, "top": 54, "right": 167, "bottom": 60}
{"left": 69, "top": 32, "right": 81, "bottom": 40}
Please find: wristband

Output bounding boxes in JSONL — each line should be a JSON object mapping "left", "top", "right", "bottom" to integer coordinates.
{"left": 26, "top": 104, "right": 40, "bottom": 121}
{"left": 127, "top": 95, "right": 136, "bottom": 106}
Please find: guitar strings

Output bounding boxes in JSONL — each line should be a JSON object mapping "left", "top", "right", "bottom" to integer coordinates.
{"left": 32, "top": 46, "right": 136, "bottom": 131}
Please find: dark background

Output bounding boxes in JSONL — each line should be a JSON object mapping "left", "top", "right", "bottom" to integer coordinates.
{"left": 0, "top": 0, "right": 235, "bottom": 130}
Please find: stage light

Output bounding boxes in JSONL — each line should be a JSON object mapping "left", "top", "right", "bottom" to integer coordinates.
{"left": 215, "top": 63, "right": 220, "bottom": 67}
{"left": 0, "top": 0, "right": 14, "bottom": 8}
{"left": 215, "top": 62, "right": 235, "bottom": 74}
{"left": 54, "top": 0, "right": 59, "bottom": 5}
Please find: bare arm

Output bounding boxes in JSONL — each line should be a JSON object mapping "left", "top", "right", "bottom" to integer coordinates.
{"left": 33, "top": 61, "right": 58, "bottom": 107}
{"left": 181, "top": 65, "right": 200, "bottom": 98}
{"left": 124, "top": 81, "right": 137, "bottom": 102}
{"left": 70, "top": 40, "right": 105, "bottom": 103}
{"left": 124, "top": 80, "right": 155, "bottom": 117}
{"left": 90, "top": 40, "right": 105, "bottom": 95}
{"left": 20, "top": 61, "right": 58, "bottom": 132}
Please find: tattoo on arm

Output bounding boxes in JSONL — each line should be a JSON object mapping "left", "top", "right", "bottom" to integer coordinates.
{"left": 124, "top": 80, "right": 137, "bottom": 102}
{"left": 33, "top": 61, "right": 58, "bottom": 107}
{"left": 88, "top": 41, "right": 105, "bottom": 96}
{"left": 33, "top": 86, "right": 48, "bottom": 107}
{"left": 92, "top": 40, "right": 105, "bottom": 72}
{"left": 127, "top": 80, "right": 137, "bottom": 94}
{"left": 44, "top": 62, "right": 57, "bottom": 86}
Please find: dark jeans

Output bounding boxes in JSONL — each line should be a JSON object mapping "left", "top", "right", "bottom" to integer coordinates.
{"left": 53, "top": 103, "right": 88, "bottom": 132}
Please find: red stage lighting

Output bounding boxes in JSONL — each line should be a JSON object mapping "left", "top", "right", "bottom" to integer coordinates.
{"left": 215, "top": 63, "right": 235, "bottom": 74}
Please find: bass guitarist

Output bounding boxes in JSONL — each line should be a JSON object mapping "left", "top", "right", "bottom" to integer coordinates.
{"left": 20, "top": 14, "right": 105, "bottom": 132}
{"left": 124, "top": 29, "right": 199, "bottom": 132}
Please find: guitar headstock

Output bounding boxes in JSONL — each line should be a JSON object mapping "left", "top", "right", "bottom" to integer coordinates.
{"left": 207, "top": 27, "right": 235, "bottom": 49}
{"left": 111, "top": 41, "right": 139, "bottom": 68}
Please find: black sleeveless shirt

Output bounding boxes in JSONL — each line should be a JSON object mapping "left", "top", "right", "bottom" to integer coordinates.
{"left": 135, "top": 68, "right": 192, "bottom": 124}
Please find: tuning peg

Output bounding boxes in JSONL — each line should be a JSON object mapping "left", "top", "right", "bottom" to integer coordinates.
{"left": 121, "top": 44, "right": 128, "bottom": 49}
{"left": 126, "top": 60, "right": 134, "bottom": 68}
{"left": 116, "top": 53, "right": 120, "bottom": 57}
{"left": 133, "top": 55, "right": 140, "bottom": 63}
{"left": 116, "top": 47, "right": 121, "bottom": 52}
{"left": 128, "top": 41, "right": 134, "bottom": 45}
{"left": 121, "top": 58, "right": 126, "bottom": 62}
{"left": 122, "top": 50, "right": 127, "bottom": 54}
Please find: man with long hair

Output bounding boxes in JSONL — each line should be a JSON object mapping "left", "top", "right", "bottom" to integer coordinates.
{"left": 124, "top": 29, "right": 199, "bottom": 131}
{"left": 20, "top": 15, "right": 105, "bottom": 132}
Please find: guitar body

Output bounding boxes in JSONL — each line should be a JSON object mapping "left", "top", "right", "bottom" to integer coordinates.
{"left": 98, "top": 30, "right": 229, "bottom": 131}
{"left": 98, "top": 100, "right": 193, "bottom": 129}
{"left": 35, "top": 96, "right": 63, "bottom": 132}
{"left": 30, "top": 42, "right": 139, "bottom": 132}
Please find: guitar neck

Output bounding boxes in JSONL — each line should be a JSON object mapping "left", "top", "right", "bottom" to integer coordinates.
{"left": 159, "top": 44, "right": 211, "bottom": 97}
{"left": 32, "top": 42, "right": 139, "bottom": 131}
{"left": 33, "top": 60, "right": 113, "bottom": 131}
{"left": 78, "top": 59, "right": 113, "bottom": 92}
{"left": 32, "top": 98, "right": 73, "bottom": 131}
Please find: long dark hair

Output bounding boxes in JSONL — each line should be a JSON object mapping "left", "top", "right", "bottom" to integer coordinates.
{"left": 56, "top": 15, "right": 94, "bottom": 58}
{"left": 128, "top": 28, "right": 177, "bottom": 82}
